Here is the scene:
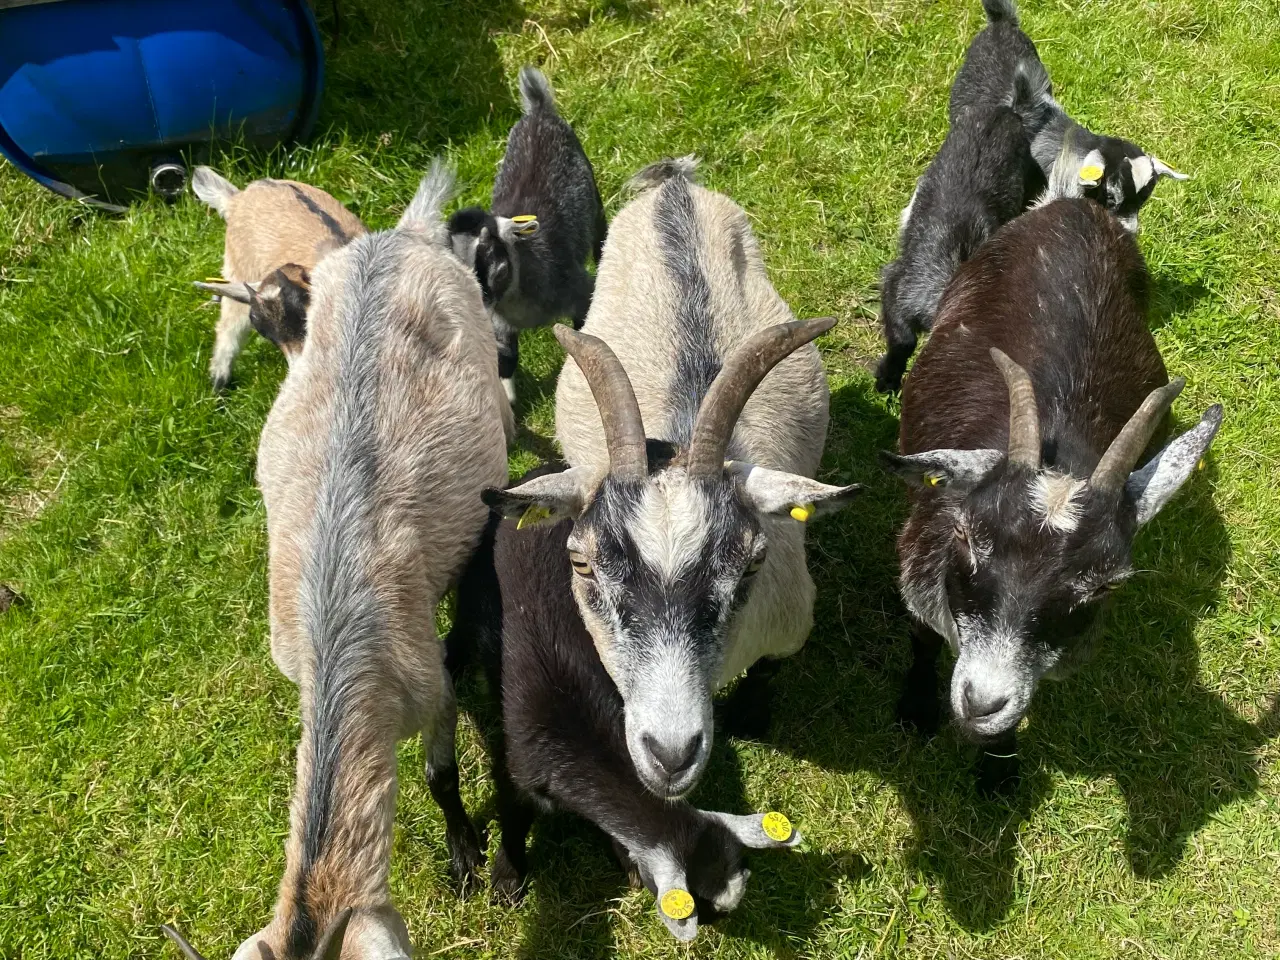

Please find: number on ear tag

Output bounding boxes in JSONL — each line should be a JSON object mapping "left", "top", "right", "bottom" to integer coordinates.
{"left": 762, "top": 811, "right": 794, "bottom": 842}
{"left": 660, "top": 889, "right": 695, "bottom": 920}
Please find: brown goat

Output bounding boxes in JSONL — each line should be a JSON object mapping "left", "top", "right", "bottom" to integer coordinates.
{"left": 192, "top": 167, "right": 367, "bottom": 389}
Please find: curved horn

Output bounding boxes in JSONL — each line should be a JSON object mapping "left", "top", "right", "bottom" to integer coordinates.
{"left": 160, "top": 925, "right": 209, "bottom": 960}
{"left": 687, "top": 317, "right": 837, "bottom": 477}
{"left": 1090, "top": 377, "right": 1185, "bottom": 494}
{"left": 554, "top": 326, "right": 648, "bottom": 479}
{"left": 989, "top": 348, "right": 1041, "bottom": 468}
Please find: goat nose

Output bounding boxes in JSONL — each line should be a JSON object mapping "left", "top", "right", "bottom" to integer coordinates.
{"left": 962, "top": 681, "right": 1010, "bottom": 720}
{"left": 642, "top": 733, "right": 702, "bottom": 777}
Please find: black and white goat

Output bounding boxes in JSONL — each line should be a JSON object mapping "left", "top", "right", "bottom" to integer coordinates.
{"left": 951, "top": 0, "right": 1187, "bottom": 233}
{"left": 485, "top": 159, "right": 859, "bottom": 801}
{"left": 882, "top": 197, "right": 1221, "bottom": 790}
{"left": 448, "top": 67, "right": 606, "bottom": 405}
{"left": 192, "top": 167, "right": 366, "bottom": 388}
{"left": 453, "top": 456, "right": 802, "bottom": 941}
{"left": 874, "top": 71, "right": 1045, "bottom": 393}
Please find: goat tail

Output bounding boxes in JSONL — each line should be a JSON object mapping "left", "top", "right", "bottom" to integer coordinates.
{"left": 1011, "top": 58, "right": 1055, "bottom": 134}
{"left": 398, "top": 157, "right": 456, "bottom": 234}
{"left": 191, "top": 166, "right": 239, "bottom": 218}
{"left": 981, "top": 0, "right": 1018, "bottom": 25}
{"left": 518, "top": 66, "right": 556, "bottom": 114}
{"left": 626, "top": 155, "right": 699, "bottom": 194}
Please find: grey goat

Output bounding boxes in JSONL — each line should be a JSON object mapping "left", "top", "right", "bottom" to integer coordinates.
{"left": 448, "top": 67, "right": 606, "bottom": 405}
{"left": 163, "top": 162, "right": 513, "bottom": 960}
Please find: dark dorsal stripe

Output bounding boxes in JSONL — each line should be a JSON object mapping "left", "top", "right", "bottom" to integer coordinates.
{"left": 288, "top": 244, "right": 389, "bottom": 958}
{"left": 288, "top": 184, "right": 352, "bottom": 244}
{"left": 654, "top": 178, "right": 721, "bottom": 446}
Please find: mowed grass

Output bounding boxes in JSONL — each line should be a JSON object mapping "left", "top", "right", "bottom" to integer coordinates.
{"left": 1, "top": 0, "right": 1278, "bottom": 956}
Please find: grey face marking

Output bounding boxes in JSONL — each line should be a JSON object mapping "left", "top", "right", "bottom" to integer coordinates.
{"left": 568, "top": 469, "right": 764, "bottom": 797}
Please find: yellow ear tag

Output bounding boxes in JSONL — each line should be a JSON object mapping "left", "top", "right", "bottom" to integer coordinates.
{"left": 1197, "top": 458, "right": 1206, "bottom": 472}
{"left": 925, "top": 474, "right": 943, "bottom": 487}
{"left": 512, "top": 214, "right": 539, "bottom": 237}
{"left": 660, "top": 889, "right": 695, "bottom": 920}
{"left": 1078, "top": 163, "right": 1104, "bottom": 185}
{"left": 789, "top": 503, "right": 814, "bottom": 523}
{"left": 204, "top": 276, "right": 227, "bottom": 283}
{"left": 761, "top": 811, "right": 794, "bottom": 843}
{"left": 517, "top": 504, "right": 551, "bottom": 530}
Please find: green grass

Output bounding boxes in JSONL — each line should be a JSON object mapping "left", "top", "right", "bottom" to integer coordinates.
{"left": 1, "top": 0, "right": 1278, "bottom": 956}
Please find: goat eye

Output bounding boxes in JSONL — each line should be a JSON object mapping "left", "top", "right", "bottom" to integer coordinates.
{"left": 744, "top": 554, "right": 766, "bottom": 578}
{"left": 569, "top": 550, "right": 593, "bottom": 578}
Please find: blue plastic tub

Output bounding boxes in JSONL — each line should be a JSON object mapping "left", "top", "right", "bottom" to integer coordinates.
{"left": 0, "top": 0, "right": 324, "bottom": 209}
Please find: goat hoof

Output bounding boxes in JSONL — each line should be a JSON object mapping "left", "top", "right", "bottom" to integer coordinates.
{"left": 446, "top": 823, "right": 485, "bottom": 897}
{"left": 975, "top": 750, "right": 1021, "bottom": 798}
{"left": 490, "top": 852, "right": 527, "bottom": 905}
{"left": 873, "top": 358, "right": 903, "bottom": 395}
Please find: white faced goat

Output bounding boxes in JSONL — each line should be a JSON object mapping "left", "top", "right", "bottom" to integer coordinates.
{"left": 485, "top": 158, "right": 859, "bottom": 800}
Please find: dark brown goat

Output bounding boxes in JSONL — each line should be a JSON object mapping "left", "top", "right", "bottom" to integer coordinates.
{"left": 882, "top": 198, "right": 1222, "bottom": 791}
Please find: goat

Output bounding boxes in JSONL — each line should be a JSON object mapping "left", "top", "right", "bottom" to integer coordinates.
{"left": 163, "top": 162, "right": 513, "bottom": 960}
{"left": 874, "top": 76, "right": 1045, "bottom": 393}
{"left": 191, "top": 166, "right": 366, "bottom": 389}
{"left": 949, "top": 0, "right": 1187, "bottom": 232}
{"left": 881, "top": 198, "right": 1222, "bottom": 792}
{"left": 451, "top": 475, "right": 802, "bottom": 941}
{"left": 448, "top": 67, "right": 607, "bottom": 405}
{"left": 484, "top": 159, "right": 859, "bottom": 800}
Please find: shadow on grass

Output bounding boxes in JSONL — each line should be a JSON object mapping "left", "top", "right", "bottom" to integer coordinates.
{"left": 1148, "top": 272, "right": 1211, "bottom": 332}
{"left": 758, "top": 378, "right": 1273, "bottom": 930}
{"left": 316, "top": 0, "right": 523, "bottom": 145}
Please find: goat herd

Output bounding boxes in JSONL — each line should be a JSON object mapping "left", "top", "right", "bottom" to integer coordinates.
{"left": 161, "top": 1, "right": 1223, "bottom": 957}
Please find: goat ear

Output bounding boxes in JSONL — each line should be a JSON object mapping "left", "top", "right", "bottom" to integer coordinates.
{"left": 495, "top": 215, "right": 538, "bottom": 243}
{"left": 1125, "top": 404, "right": 1222, "bottom": 526}
{"left": 482, "top": 467, "right": 598, "bottom": 526}
{"left": 1077, "top": 149, "right": 1106, "bottom": 187}
{"left": 703, "top": 810, "right": 803, "bottom": 850}
{"left": 1151, "top": 156, "right": 1189, "bottom": 182}
{"left": 193, "top": 280, "right": 256, "bottom": 303}
{"left": 727, "top": 462, "right": 860, "bottom": 521}
{"left": 879, "top": 449, "right": 1004, "bottom": 493}
{"left": 312, "top": 908, "right": 352, "bottom": 960}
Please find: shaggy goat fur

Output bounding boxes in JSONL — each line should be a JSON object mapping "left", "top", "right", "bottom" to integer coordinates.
{"left": 206, "top": 162, "right": 513, "bottom": 960}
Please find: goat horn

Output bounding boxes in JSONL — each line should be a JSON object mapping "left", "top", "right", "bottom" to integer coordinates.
{"left": 1090, "top": 377, "right": 1185, "bottom": 494}
{"left": 687, "top": 317, "right": 837, "bottom": 477}
{"left": 989, "top": 348, "right": 1041, "bottom": 468}
{"left": 161, "top": 925, "right": 209, "bottom": 960}
{"left": 554, "top": 326, "right": 648, "bottom": 479}
{"left": 193, "top": 280, "right": 256, "bottom": 303}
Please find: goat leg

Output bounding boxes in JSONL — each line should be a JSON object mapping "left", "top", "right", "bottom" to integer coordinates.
{"left": 898, "top": 624, "right": 943, "bottom": 736}
{"left": 718, "top": 657, "right": 782, "bottom": 741}
{"left": 424, "top": 675, "right": 483, "bottom": 895}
